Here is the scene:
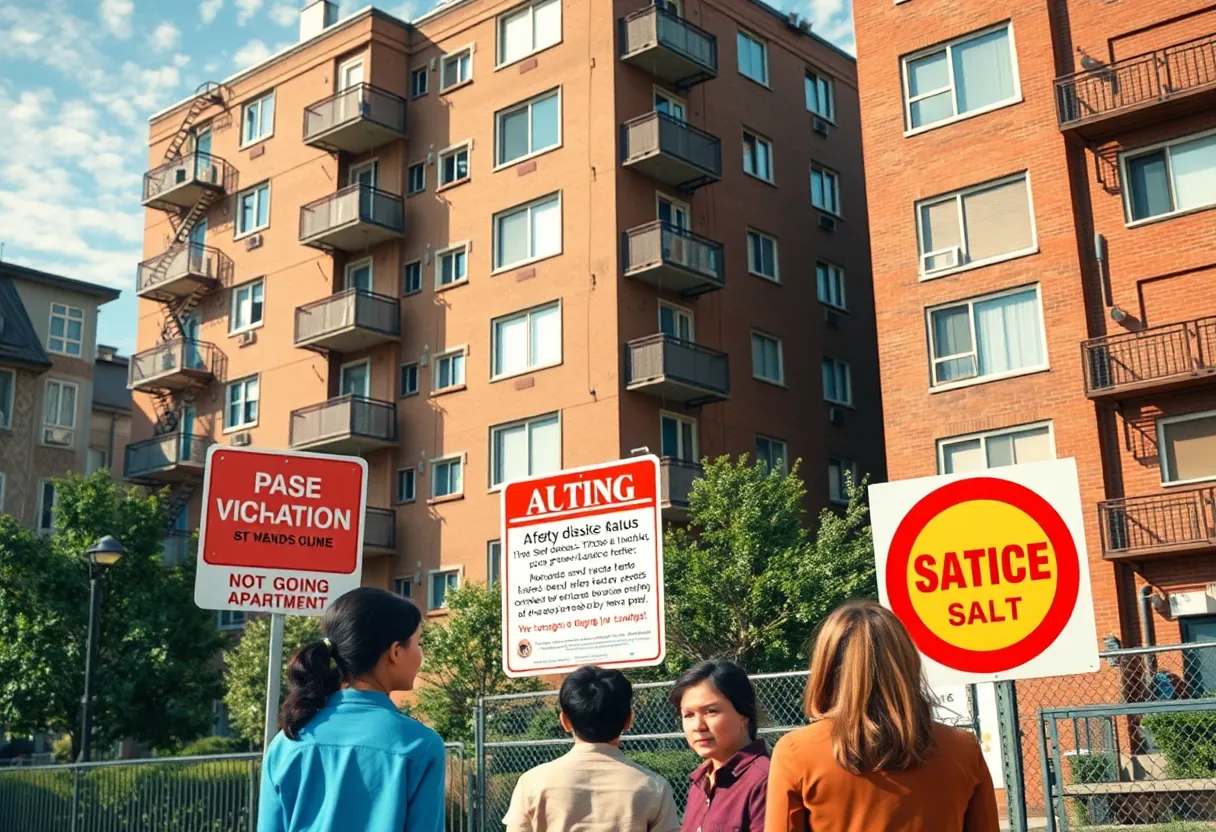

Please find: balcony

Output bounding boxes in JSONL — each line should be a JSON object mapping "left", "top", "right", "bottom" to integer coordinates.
{"left": 142, "top": 152, "right": 230, "bottom": 212}
{"left": 289, "top": 395, "right": 397, "bottom": 454}
{"left": 295, "top": 289, "right": 401, "bottom": 353}
{"left": 128, "top": 339, "right": 219, "bottom": 393}
{"left": 1082, "top": 316, "right": 1216, "bottom": 400}
{"left": 136, "top": 243, "right": 231, "bottom": 302}
{"left": 303, "top": 83, "right": 408, "bottom": 154}
{"left": 621, "top": 111, "right": 722, "bottom": 193}
{"left": 1099, "top": 487, "right": 1216, "bottom": 560}
{"left": 623, "top": 221, "right": 724, "bottom": 298}
{"left": 625, "top": 334, "right": 729, "bottom": 406}
{"left": 364, "top": 506, "right": 396, "bottom": 553}
{"left": 619, "top": 6, "right": 717, "bottom": 90}
{"left": 124, "top": 432, "right": 212, "bottom": 483}
{"left": 1055, "top": 33, "right": 1216, "bottom": 138}
{"left": 660, "top": 458, "right": 701, "bottom": 521}
{"left": 299, "top": 184, "right": 404, "bottom": 252}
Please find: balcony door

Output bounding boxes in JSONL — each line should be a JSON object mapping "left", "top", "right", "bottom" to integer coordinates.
{"left": 657, "top": 194, "right": 689, "bottom": 231}
{"left": 337, "top": 57, "right": 366, "bottom": 123}
{"left": 660, "top": 412, "right": 697, "bottom": 462}
{"left": 344, "top": 258, "right": 373, "bottom": 292}
{"left": 340, "top": 360, "right": 371, "bottom": 398}
{"left": 181, "top": 312, "right": 202, "bottom": 369}
{"left": 192, "top": 128, "right": 215, "bottom": 183}
{"left": 659, "top": 300, "right": 693, "bottom": 342}
{"left": 349, "top": 160, "right": 379, "bottom": 222}
{"left": 179, "top": 404, "right": 197, "bottom": 460}
{"left": 654, "top": 89, "right": 686, "bottom": 122}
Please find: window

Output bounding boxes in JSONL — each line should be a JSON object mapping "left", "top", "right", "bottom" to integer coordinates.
{"left": 87, "top": 448, "right": 108, "bottom": 474}
{"left": 811, "top": 164, "right": 840, "bottom": 214}
{"left": 828, "top": 458, "right": 857, "bottom": 504}
{"left": 438, "top": 144, "right": 471, "bottom": 187}
{"left": 491, "top": 413, "right": 560, "bottom": 487}
{"left": 393, "top": 577, "right": 413, "bottom": 598}
{"left": 48, "top": 303, "right": 84, "bottom": 357}
{"left": 742, "top": 131, "right": 773, "bottom": 182}
{"left": 497, "top": 0, "right": 561, "bottom": 66}
{"left": 903, "top": 24, "right": 1019, "bottom": 132}
{"left": 659, "top": 301, "right": 693, "bottom": 341}
{"left": 817, "top": 262, "right": 846, "bottom": 309}
{"left": 399, "top": 362, "right": 419, "bottom": 398}
{"left": 338, "top": 57, "right": 364, "bottom": 90}
{"left": 756, "top": 436, "right": 787, "bottom": 474}
{"left": 1123, "top": 131, "right": 1216, "bottom": 224}
{"left": 928, "top": 285, "right": 1046, "bottom": 388}
{"left": 737, "top": 29, "right": 768, "bottom": 85}
{"left": 488, "top": 540, "right": 502, "bottom": 585}
{"left": 661, "top": 412, "right": 697, "bottom": 462}
{"left": 226, "top": 376, "right": 259, "bottom": 430}
{"left": 436, "top": 245, "right": 469, "bottom": 288}
{"left": 654, "top": 89, "right": 686, "bottom": 121}
{"left": 493, "top": 193, "right": 561, "bottom": 271}
{"left": 241, "top": 91, "right": 275, "bottom": 145}
{"left": 492, "top": 301, "right": 561, "bottom": 378}
{"left": 42, "top": 379, "right": 77, "bottom": 446}
{"left": 403, "top": 261, "right": 422, "bottom": 296}
{"left": 344, "top": 258, "right": 372, "bottom": 292}
{"left": 218, "top": 610, "right": 246, "bottom": 631}
{"left": 822, "top": 357, "right": 852, "bottom": 405}
{"left": 430, "top": 568, "right": 461, "bottom": 610}
{"left": 751, "top": 332, "right": 784, "bottom": 384}
{"left": 1159, "top": 411, "right": 1216, "bottom": 485}
{"left": 37, "top": 480, "right": 57, "bottom": 533}
{"left": 0, "top": 368, "right": 14, "bottom": 429}
{"left": 440, "top": 48, "right": 472, "bottom": 90}
{"left": 917, "top": 172, "right": 1035, "bottom": 276}
{"left": 396, "top": 467, "right": 417, "bottom": 503}
{"left": 410, "top": 67, "right": 428, "bottom": 98}
{"left": 432, "top": 456, "right": 464, "bottom": 499}
{"left": 433, "top": 349, "right": 466, "bottom": 392}
{"left": 407, "top": 162, "right": 426, "bottom": 195}
{"left": 229, "top": 279, "right": 264, "bottom": 333}
{"left": 806, "top": 70, "right": 835, "bottom": 120}
{"left": 747, "top": 230, "right": 778, "bottom": 281}
{"left": 496, "top": 89, "right": 560, "bottom": 167}
{"left": 938, "top": 422, "right": 1054, "bottom": 475}
{"left": 0, "top": 472, "right": 5, "bottom": 512}
{"left": 236, "top": 183, "right": 270, "bottom": 237}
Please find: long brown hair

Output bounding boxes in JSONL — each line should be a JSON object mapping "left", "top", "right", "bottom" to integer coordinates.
{"left": 803, "top": 599, "right": 935, "bottom": 774}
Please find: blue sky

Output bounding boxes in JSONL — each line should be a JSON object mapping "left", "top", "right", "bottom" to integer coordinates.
{"left": 0, "top": 0, "right": 854, "bottom": 357}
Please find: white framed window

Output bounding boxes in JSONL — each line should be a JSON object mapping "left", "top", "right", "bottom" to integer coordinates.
{"left": 344, "top": 258, "right": 373, "bottom": 292}
{"left": 938, "top": 422, "right": 1055, "bottom": 475}
{"left": 410, "top": 67, "right": 428, "bottom": 98}
{"left": 492, "top": 301, "right": 561, "bottom": 379}
{"left": 440, "top": 47, "right": 473, "bottom": 90}
{"left": 805, "top": 69, "right": 835, "bottom": 120}
{"left": 737, "top": 29, "right": 768, "bottom": 85}
{"left": 241, "top": 91, "right": 275, "bottom": 146}
{"left": 811, "top": 163, "right": 840, "bottom": 215}
{"left": 431, "top": 455, "right": 464, "bottom": 499}
{"left": 340, "top": 357, "right": 368, "bottom": 397}
{"left": 438, "top": 142, "right": 471, "bottom": 187}
{"left": 660, "top": 411, "right": 698, "bottom": 462}
{"left": 497, "top": 0, "right": 561, "bottom": 66}
{"left": 229, "top": 279, "right": 264, "bottom": 334}
{"left": 400, "top": 362, "right": 419, "bottom": 397}
{"left": 817, "top": 261, "right": 846, "bottom": 310}
{"left": 1158, "top": 410, "right": 1216, "bottom": 486}
{"left": 756, "top": 435, "right": 787, "bottom": 474}
{"left": 37, "top": 479, "right": 57, "bottom": 534}
{"left": 337, "top": 57, "right": 365, "bottom": 90}
{"left": 218, "top": 610, "right": 246, "bottom": 631}
{"left": 751, "top": 332, "right": 784, "bottom": 385}
{"left": 491, "top": 412, "right": 560, "bottom": 487}
{"left": 396, "top": 467, "right": 417, "bottom": 503}
{"left": 48, "top": 303, "right": 84, "bottom": 357}
{"left": 488, "top": 540, "right": 502, "bottom": 585}
{"left": 927, "top": 284, "right": 1047, "bottom": 389}
{"left": 659, "top": 300, "right": 694, "bottom": 341}
{"left": 432, "top": 348, "right": 466, "bottom": 392}
{"left": 495, "top": 88, "right": 561, "bottom": 167}
{"left": 828, "top": 458, "right": 857, "bottom": 504}
{"left": 1122, "top": 129, "right": 1216, "bottom": 225}
{"left": 0, "top": 368, "right": 15, "bottom": 429}
{"left": 349, "top": 159, "right": 378, "bottom": 188}
{"left": 42, "top": 379, "right": 77, "bottom": 446}
{"left": 742, "top": 130, "right": 773, "bottom": 182}
{"left": 393, "top": 576, "right": 413, "bottom": 598}
{"left": 225, "top": 375, "right": 259, "bottom": 431}
{"left": 654, "top": 88, "right": 686, "bottom": 121}
{"left": 403, "top": 261, "right": 422, "bottom": 296}
{"left": 407, "top": 162, "right": 426, "bottom": 195}
{"left": 436, "top": 244, "right": 469, "bottom": 288}
{"left": 429, "top": 567, "right": 462, "bottom": 610}
{"left": 87, "top": 448, "right": 108, "bottom": 474}
{"left": 235, "top": 182, "right": 270, "bottom": 237}
{"left": 902, "top": 23, "right": 1020, "bottom": 133}
{"left": 746, "top": 229, "right": 779, "bottom": 281}
{"left": 822, "top": 357, "right": 852, "bottom": 405}
{"left": 917, "top": 172, "right": 1036, "bottom": 277}
{"left": 493, "top": 192, "right": 561, "bottom": 271}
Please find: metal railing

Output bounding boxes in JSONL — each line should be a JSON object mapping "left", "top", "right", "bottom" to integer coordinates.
{"left": 1082, "top": 316, "right": 1216, "bottom": 397}
{"left": 294, "top": 289, "right": 400, "bottom": 346}
{"left": 299, "top": 184, "right": 404, "bottom": 241}
{"left": 128, "top": 339, "right": 218, "bottom": 387}
{"left": 1098, "top": 486, "right": 1216, "bottom": 559}
{"left": 124, "top": 432, "right": 212, "bottom": 481}
{"left": 289, "top": 395, "right": 397, "bottom": 448}
{"left": 364, "top": 506, "right": 396, "bottom": 551}
{"left": 621, "top": 111, "right": 722, "bottom": 178}
{"left": 660, "top": 457, "right": 701, "bottom": 511}
{"left": 136, "top": 243, "right": 230, "bottom": 295}
{"left": 142, "top": 151, "right": 229, "bottom": 203}
{"left": 620, "top": 5, "right": 718, "bottom": 75}
{"left": 1056, "top": 32, "right": 1216, "bottom": 127}
{"left": 624, "top": 221, "right": 724, "bottom": 287}
{"left": 303, "top": 83, "right": 407, "bottom": 144}
{"left": 626, "top": 334, "right": 730, "bottom": 396}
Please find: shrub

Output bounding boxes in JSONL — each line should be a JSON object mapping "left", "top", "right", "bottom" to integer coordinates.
{"left": 51, "top": 735, "right": 73, "bottom": 764}
{"left": 1142, "top": 709, "right": 1216, "bottom": 778}
{"left": 174, "top": 736, "right": 251, "bottom": 757}
{"left": 1067, "top": 751, "right": 1117, "bottom": 784}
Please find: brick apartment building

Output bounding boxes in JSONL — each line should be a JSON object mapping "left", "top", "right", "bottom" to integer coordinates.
{"left": 129, "top": 0, "right": 882, "bottom": 616}
{"left": 854, "top": 0, "right": 1216, "bottom": 658}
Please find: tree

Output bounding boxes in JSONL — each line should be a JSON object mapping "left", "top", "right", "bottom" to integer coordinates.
{"left": 222, "top": 614, "right": 322, "bottom": 746}
{"left": 661, "top": 455, "right": 875, "bottom": 674}
{"left": 0, "top": 472, "right": 225, "bottom": 756}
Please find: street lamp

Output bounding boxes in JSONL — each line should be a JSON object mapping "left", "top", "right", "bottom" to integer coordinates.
{"left": 78, "top": 536, "right": 125, "bottom": 763}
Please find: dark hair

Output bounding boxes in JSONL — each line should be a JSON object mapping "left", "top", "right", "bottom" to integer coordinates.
{"left": 279, "top": 587, "right": 422, "bottom": 741}
{"left": 669, "top": 660, "right": 760, "bottom": 739}
{"left": 559, "top": 666, "right": 633, "bottom": 743}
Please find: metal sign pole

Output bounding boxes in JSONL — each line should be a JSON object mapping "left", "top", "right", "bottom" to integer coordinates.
{"left": 996, "top": 680, "right": 1028, "bottom": 832}
{"left": 263, "top": 613, "right": 286, "bottom": 749}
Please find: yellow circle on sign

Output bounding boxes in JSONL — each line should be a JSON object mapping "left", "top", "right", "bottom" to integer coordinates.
{"left": 905, "top": 499, "right": 1058, "bottom": 652}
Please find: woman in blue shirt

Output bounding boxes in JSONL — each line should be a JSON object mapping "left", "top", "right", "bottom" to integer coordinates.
{"left": 259, "top": 587, "right": 446, "bottom": 832}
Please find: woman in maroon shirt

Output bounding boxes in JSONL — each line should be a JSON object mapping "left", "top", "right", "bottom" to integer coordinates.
{"left": 670, "top": 660, "right": 769, "bottom": 832}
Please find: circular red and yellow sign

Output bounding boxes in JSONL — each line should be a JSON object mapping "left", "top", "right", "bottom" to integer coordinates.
{"left": 885, "top": 477, "right": 1080, "bottom": 673}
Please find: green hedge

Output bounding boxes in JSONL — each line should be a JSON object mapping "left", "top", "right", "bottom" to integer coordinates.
{"left": 1142, "top": 709, "right": 1216, "bottom": 778}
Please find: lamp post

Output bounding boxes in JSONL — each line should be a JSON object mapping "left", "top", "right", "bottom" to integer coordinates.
{"left": 78, "top": 536, "right": 125, "bottom": 763}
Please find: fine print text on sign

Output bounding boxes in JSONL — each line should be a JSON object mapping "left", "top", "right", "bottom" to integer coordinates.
{"left": 194, "top": 446, "right": 368, "bottom": 616}
{"left": 871, "top": 458, "right": 1099, "bottom": 687}
{"left": 501, "top": 456, "right": 665, "bottom": 678}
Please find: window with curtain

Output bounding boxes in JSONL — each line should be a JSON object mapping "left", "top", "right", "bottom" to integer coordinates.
{"left": 938, "top": 423, "right": 1053, "bottom": 474}
{"left": 918, "top": 173, "right": 1034, "bottom": 275}
{"left": 43, "top": 379, "right": 77, "bottom": 444}
{"left": 928, "top": 286, "right": 1045, "bottom": 387}
{"left": 817, "top": 262, "right": 846, "bottom": 309}
{"left": 498, "top": 0, "right": 561, "bottom": 66}
{"left": 903, "top": 24, "right": 1018, "bottom": 130}
{"left": 1125, "top": 132, "right": 1216, "bottom": 222}
{"left": 751, "top": 332, "right": 783, "bottom": 383}
{"left": 737, "top": 30, "right": 768, "bottom": 84}
{"left": 496, "top": 89, "right": 560, "bottom": 166}
{"left": 494, "top": 193, "right": 561, "bottom": 270}
{"left": 1159, "top": 412, "right": 1216, "bottom": 484}
{"left": 492, "top": 413, "right": 560, "bottom": 486}
{"left": 493, "top": 301, "right": 561, "bottom": 378}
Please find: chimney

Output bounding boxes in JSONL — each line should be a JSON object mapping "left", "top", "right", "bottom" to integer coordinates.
{"left": 300, "top": 0, "right": 338, "bottom": 42}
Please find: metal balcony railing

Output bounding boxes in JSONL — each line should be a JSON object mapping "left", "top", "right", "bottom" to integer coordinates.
{"left": 626, "top": 334, "right": 729, "bottom": 402}
{"left": 142, "top": 151, "right": 229, "bottom": 204}
{"left": 1099, "top": 487, "right": 1216, "bottom": 559}
{"left": 128, "top": 339, "right": 218, "bottom": 389}
{"left": 620, "top": 6, "right": 718, "bottom": 85}
{"left": 302, "top": 83, "right": 408, "bottom": 149}
{"left": 124, "top": 432, "right": 212, "bottom": 481}
{"left": 299, "top": 184, "right": 404, "bottom": 246}
{"left": 660, "top": 457, "right": 701, "bottom": 514}
{"left": 1082, "top": 316, "right": 1216, "bottom": 398}
{"left": 1056, "top": 33, "right": 1216, "bottom": 128}
{"left": 136, "top": 243, "right": 230, "bottom": 297}
{"left": 624, "top": 221, "right": 724, "bottom": 294}
{"left": 294, "top": 289, "right": 400, "bottom": 347}
{"left": 364, "top": 507, "right": 396, "bottom": 551}
{"left": 289, "top": 395, "right": 397, "bottom": 449}
{"left": 621, "top": 111, "right": 722, "bottom": 183}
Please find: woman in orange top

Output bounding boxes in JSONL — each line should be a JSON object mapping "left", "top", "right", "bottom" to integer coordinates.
{"left": 765, "top": 599, "right": 999, "bottom": 832}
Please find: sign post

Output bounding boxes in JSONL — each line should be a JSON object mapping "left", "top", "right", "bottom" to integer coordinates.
{"left": 263, "top": 613, "right": 285, "bottom": 749}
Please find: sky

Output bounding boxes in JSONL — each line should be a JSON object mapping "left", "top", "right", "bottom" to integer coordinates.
{"left": 0, "top": 0, "right": 855, "bottom": 357}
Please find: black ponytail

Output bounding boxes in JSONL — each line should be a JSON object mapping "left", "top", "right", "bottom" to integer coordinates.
{"left": 279, "top": 587, "right": 422, "bottom": 740}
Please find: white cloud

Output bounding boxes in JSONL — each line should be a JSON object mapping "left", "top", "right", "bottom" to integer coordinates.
{"left": 268, "top": 2, "right": 296, "bottom": 25}
{"left": 200, "top": 0, "right": 224, "bottom": 24}
{"left": 793, "top": 0, "right": 855, "bottom": 54}
{"left": 149, "top": 22, "right": 181, "bottom": 52}
{"left": 11, "top": 28, "right": 43, "bottom": 45}
{"left": 235, "top": 0, "right": 263, "bottom": 25}
{"left": 173, "top": 53, "right": 191, "bottom": 68}
{"left": 388, "top": 1, "right": 428, "bottom": 20}
{"left": 98, "top": 0, "right": 134, "bottom": 39}
{"left": 233, "top": 38, "right": 272, "bottom": 68}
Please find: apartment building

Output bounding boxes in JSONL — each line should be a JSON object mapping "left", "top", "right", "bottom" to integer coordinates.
{"left": 90, "top": 345, "right": 133, "bottom": 482}
{"left": 130, "top": 0, "right": 882, "bottom": 614}
{"left": 855, "top": 1, "right": 1216, "bottom": 654}
{"left": 0, "top": 262, "right": 120, "bottom": 531}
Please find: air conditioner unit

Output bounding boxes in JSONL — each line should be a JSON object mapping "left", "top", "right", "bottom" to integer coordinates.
{"left": 829, "top": 407, "right": 846, "bottom": 428}
{"left": 818, "top": 214, "right": 837, "bottom": 232}
{"left": 812, "top": 116, "right": 830, "bottom": 137}
{"left": 922, "top": 246, "right": 961, "bottom": 274}
{"left": 238, "top": 330, "right": 257, "bottom": 346}
{"left": 244, "top": 233, "right": 264, "bottom": 251}
{"left": 43, "top": 427, "right": 73, "bottom": 446}
{"left": 824, "top": 308, "right": 840, "bottom": 329}
{"left": 231, "top": 432, "right": 252, "bottom": 446}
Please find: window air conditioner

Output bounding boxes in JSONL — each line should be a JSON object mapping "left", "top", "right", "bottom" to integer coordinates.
{"left": 238, "top": 330, "right": 257, "bottom": 346}
{"left": 829, "top": 407, "right": 846, "bottom": 428}
{"left": 922, "top": 246, "right": 961, "bottom": 274}
{"left": 43, "top": 427, "right": 73, "bottom": 446}
{"left": 244, "top": 234, "right": 264, "bottom": 251}
{"left": 818, "top": 214, "right": 837, "bottom": 232}
{"left": 231, "top": 432, "right": 252, "bottom": 446}
{"left": 812, "top": 117, "right": 830, "bottom": 137}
